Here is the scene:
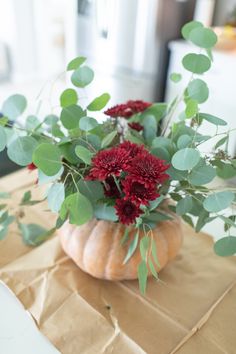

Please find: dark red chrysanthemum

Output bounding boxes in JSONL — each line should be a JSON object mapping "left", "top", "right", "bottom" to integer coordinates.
{"left": 128, "top": 122, "right": 143, "bottom": 132}
{"left": 104, "top": 100, "right": 152, "bottom": 118}
{"left": 86, "top": 147, "right": 130, "bottom": 181}
{"left": 126, "top": 152, "right": 170, "bottom": 187}
{"left": 122, "top": 177, "right": 159, "bottom": 206}
{"left": 27, "top": 162, "right": 37, "bottom": 171}
{"left": 115, "top": 199, "right": 142, "bottom": 225}
{"left": 119, "top": 141, "right": 146, "bottom": 159}
{"left": 104, "top": 176, "right": 121, "bottom": 198}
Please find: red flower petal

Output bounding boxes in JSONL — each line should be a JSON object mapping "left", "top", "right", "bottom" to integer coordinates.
{"left": 115, "top": 199, "right": 142, "bottom": 225}
{"left": 27, "top": 162, "right": 37, "bottom": 171}
{"left": 128, "top": 122, "right": 143, "bottom": 132}
{"left": 104, "top": 100, "right": 152, "bottom": 118}
{"left": 122, "top": 177, "right": 159, "bottom": 206}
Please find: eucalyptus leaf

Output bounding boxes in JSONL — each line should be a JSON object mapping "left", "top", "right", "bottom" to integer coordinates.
{"left": 33, "top": 143, "right": 62, "bottom": 176}
{"left": 187, "top": 79, "right": 209, "bottom": 103}
{"left": 181, "top": 20, "right": 203, "bottom": 40}
{"left": 188, "top": 163, "right": 216, "bottom": 185}
{"left": 77, "top": 180, "right": 104, "bottom": 203}
{"left": 123, "top": 231, "right": 139, "bottom": 264}
{"left": 199, "top": 113, "right": 227, "bottom": 126}
{"left": 79, "top": 116, "right": 98, "bottom": 131}
{"left": 7, "top": 136, "right": 38, "bottom": 166}
{"left": 60, "top": 192, "right": 93, "bottom": 225}
{"left": 75, "top": 145, "right": 93, "bottom": 164}
{"left": 214, "top": 236, "right": 236, "bottom": 257}
{"left": 170, "top": 73, "right": 182, "bottom": 83}
{"left": 185, "top": 99, "right": 198, "bottom": 118}
{"left": 94, "top": 203, "right": 118, "bottom": 221}
{"left": 172, "top": 148, "right": 200, "bottom": 171}
{"left": 101, "top": 131, "right": 117, "bottom": 148}
{"left": 60, "top": 105, "right": 85, "bottom": 129}
{"left": 2, "top": 94, "right": 27, "bottom": 120}
{"left": 60, "top": 88, "right": 78, "bottom": 108}
{"left": 176, "top": 196, "right": 193, "bottom": 216}
{"left": 87, "top": 93, "right": 110, "bottom": 111}
{"left": 182, "top": 53, "right": 211, "bottom": 74}
{"left": 19, "top": 223, "right": 55, "bottom": 246}
{"left": 138, "top": 260, "right": 148, "bottom": 294}
{"left": 203, "top": 191, "right": 234, "bottom": 212}
{"left": 189, "top": 27, "right": 217, "bottom": 49}
{"left": 67, "top": 56, "right": 86, "bottom": 71}
{"left": 177, "top": 135, "right": 192, "bottom": 149}
{"left": 143, "top": 115, "right": 157, "bottom": 144}
{"left": 214, "top": 136, "right": 228, "bottom": 149}
{"left": 0, "top": 126, "right": 7, "bottom": 152}
{"left": 71, "top": 66, "right": 94, "bottom": 88}
{"left": 47, "top": 183, "right": 65, "bottom": 213}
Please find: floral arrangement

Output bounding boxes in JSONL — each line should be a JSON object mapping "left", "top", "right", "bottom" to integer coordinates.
{"left": 1, "top": 21, "right": 236, "bottom": 292}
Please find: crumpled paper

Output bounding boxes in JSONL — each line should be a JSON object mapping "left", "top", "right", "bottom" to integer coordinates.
{"left": 0, "top": 169, "right": 236, "bottom": 354}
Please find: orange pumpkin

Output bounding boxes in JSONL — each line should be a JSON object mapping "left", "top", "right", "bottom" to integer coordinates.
{"left": 59, "top": 209, "right": 183, "bottom": 281}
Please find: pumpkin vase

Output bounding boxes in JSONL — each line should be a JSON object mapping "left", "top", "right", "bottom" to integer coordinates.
{"left": 59, "top": 212, "right": 183, "bottom": 281}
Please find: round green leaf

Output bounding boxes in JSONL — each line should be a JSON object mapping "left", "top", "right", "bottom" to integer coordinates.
{"left": 101, "top": 131, "right": 117, "bottom": 148}
{"left": 87, "top": 134, "right": 101, "bottom": 150}
{"left": 19, "top": 223, "right": 52, "bottom": 246}
{"left": 189, "top": 27, "right": 217, "bottom": 49}
{"left": 214, "top": 236, "right": 236, "bottom": 257}
{"left": 71, "top": 66, "right": 94, "bottom": 88}
{"left": 189, "top": 163, "right": 216, "bottom": 185}
{"left": 60, "top": 105, "right": 85, "bottom": 129}
{"left": 44, "top": 114, "right": 58, "bottom": 125}
{"left": 33, "top": 143, "right": 62, "bottom": 176}
{"left": 172, "top": 148, "right": 200, "bottom": 171}
{"left": 60, "top": 192, "right": 93, "bottom": 225}
{"left": 2, "top": 94, "right": 27, "bottom": 120}
{"left": 67, "top": 56, "right": 86, "bottom": 71}
{"left": 151, "top": 147, "right": 170, "bottom": 162}
{"left": 187, "top": 79, "right": 209, "bottom": 103}
{"left": 170, "top": 73, "right": 182, "bottom": 83}
{"left": 216, "top": 164, "right": 236, "bottom": 179}
{"left": 181, "top": 21, "right": 203, "bottom": 40}
{"left": 0, "top": 126, "right": 7, "bottom": 152}
{"left": 60, "top": 88, "right": 78, "bottom": 108}
{"left": 177, "top": 135, "right": 192, "bottom": 149}
{"left": 182, "top": 53, "right": 211, "bottom": 74}
{"left": 203, "top": 191, "right": 234, "bottom": 212}
{"left": 87, "top": 93, "right": 111, "bottom": 111}
{"left": 75, "top": 145, "right": 93, "bottom": 164}
{"left": 7, "top": 136, "right": 38, "bottom": 166}
{"left": 79, "top": 116, "right": 98, "bottom": 131}
{"left": 47, "top": 183, "right": 65, "bottom": 213}
{"left": 176, "top": 196, "right": 193, "bottom": 216}
{"left": 185, "top": 99, "right": 198, "bottom": 118}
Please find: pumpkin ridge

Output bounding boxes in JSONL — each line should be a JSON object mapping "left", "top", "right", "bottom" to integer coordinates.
{"left": 104, "top": 222, "right": 121, "bottom": 279}
{"left": 82, "top": 219, "right": 100, "bottom": 272}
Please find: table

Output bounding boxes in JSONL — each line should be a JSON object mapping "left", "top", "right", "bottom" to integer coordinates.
{"left": 0, "top": 169, "right": 236, "bottom": 354}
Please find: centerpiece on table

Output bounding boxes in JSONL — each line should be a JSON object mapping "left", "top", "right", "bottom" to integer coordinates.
{"left": 1, "top": 21, "right": 236, "bottom": 293}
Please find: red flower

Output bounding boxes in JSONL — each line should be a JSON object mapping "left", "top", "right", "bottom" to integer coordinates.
{"left": 104, "top": 176, "right": 121, "bottom": 197}
{"left": 115, "top": 199, "right": 142, "bottom": 225}
{"left": 128, "top": 122, "right": 143, "bottom": 132}
{"left": 86, "top": 147, "right": 129, "bottom": 181}
{"left": 104, "top": 100, "right": 152, "bottom": 118}
{"left": 126, "top": 152, "right": 170, "bottom": 187}
{"left": 27, "top": 162, "right": 37, "bottom": 171}
{"left": 119, "top": 141, "right": 146, "bottom": 159}
{"left": 122, "top": 177, "right": 159, "bottom": 206}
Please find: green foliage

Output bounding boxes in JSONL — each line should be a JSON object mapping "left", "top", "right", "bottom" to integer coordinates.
{"left": 203, "top": 191, "right": 234, "bottom": 212}
{"left": 60, "top": 192, "right": 93, "bottom": 225}
{"left": 187, "top": 79, "right": 209, "bottom": 103}
{"left": 214, "top": 236, "right": 236, "bottom": 257}
{"left": 19, "top": 223, "right": 55, "bottom": 246}
{"left": 185, "top": 99, "right": 198, "bottom": 118}
{"left": 138, "top": 260, "right": 148, "bottom": 294}
{"left": 182, "top": 53, "right": 211, "bottom": 74}
{"left": 67, "top": 56, "right": 86, "bottom": 71}
{"left": 47, "top": 183, "right": 65, "bottom": 213}
{"left": 87, "top": 93, "right": 110, "bottom": 111}
{"left": 60, "top": 88, "right": 78, "bottom": 108}
{"left": 33, "top": 143, "right": 62, "bottom": 176}
{"left": 123, "top": 231, "right": 139, "bottom": 264}
{"left": 188, "top": 161, "right": 216, "bottom": 185}
{"left": 94, "top": 204, "right": 118, "bottom": 221}
{"left": 60, "top": 105, "right": 85, "bottom": 129}
{"left": 199, "top": 113, "right": 227, "bottom": 126}
{"left": 7, "top": 136, "right": 38, "bottom": 166}
{"left": 176, "top": 196, "right": 193, "bottom": 215}
{"left": 181, "top": 21, "right": 203, "bottom": 40}
{"left": 143, "top": 115, "right": 157, "bottom": 144}
{"left": 0, "top": 126, "right": 7, "bottom": 152}
{"left": 170, "top": 73, "right": 182, "bottom": 83}
{"left": 75, "top": 145, "right": 93, "bottom": 164}
{"left": 79, "top": 116, "right": 98, "bottom": 131}
{"left": 101, "top": 131, "right": 117, "bottom": 148}
{"left": 2, "top": 94, "right": 27, "bottom": 120}
{"left": 172, "top": 148, "right": 200, "bottom": 171}
{"left": 188, "top": 27, "right": 217, "bottom": 49}
{"left": 71, "top": 66, "right": 94, "bottom": 87}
